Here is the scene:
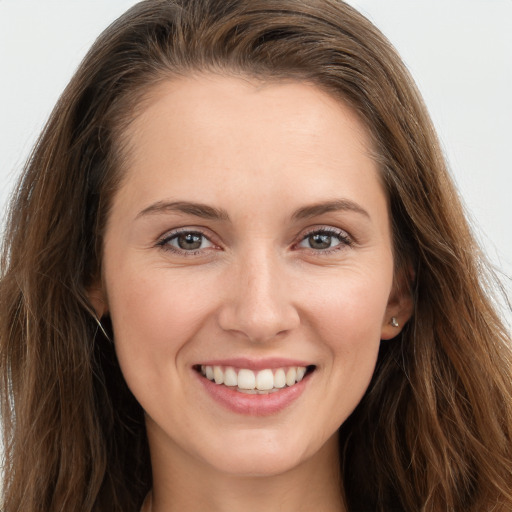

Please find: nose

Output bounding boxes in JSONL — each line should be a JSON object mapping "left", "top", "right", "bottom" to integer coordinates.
{"left": 217, "top": 247, "right": 300, "bottom": 343}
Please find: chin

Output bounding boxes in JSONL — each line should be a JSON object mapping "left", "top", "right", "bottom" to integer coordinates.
{"left": 198, "top": 429, "right": 321, "bottom": 478}
{"left": 212, "top": 451, "right": 305, "bottom": 478}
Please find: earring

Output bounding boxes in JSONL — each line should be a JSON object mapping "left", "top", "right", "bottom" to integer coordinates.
{"left": 390, "top": 317, "right": 399, "bottom": 328}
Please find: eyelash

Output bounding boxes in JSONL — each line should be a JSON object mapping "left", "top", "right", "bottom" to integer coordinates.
{"left": 156, "top": 227, "right": 353, "bottom": 256}
{"left": 156, "top": 228, "right": 216, "bottom": 256}
{"left": 296, "top": 227, "right": 353, "bottom": 254}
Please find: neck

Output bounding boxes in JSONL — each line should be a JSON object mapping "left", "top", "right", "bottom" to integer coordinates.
{"left": 147, "top": 425, "right": 346, "bottom": 512}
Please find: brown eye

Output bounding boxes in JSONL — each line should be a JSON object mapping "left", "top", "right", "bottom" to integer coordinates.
{"left": 161, "top": 231, "right": 214, "bottom": 252}
{"left": 298, "top": 229, "right": 351, "bottom": 251}
{"left": 177, "top": 233, "right": 203, "bottom": 250}
{"left": 308, "top": 233, "right": 333, "bottom": 250}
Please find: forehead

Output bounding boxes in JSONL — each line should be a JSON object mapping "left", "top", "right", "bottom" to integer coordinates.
{"left": 113, "top": 74, "right": 385, "bottom": 220}
{"left": 123, "top": 73, "right": 376, "bottom": 154}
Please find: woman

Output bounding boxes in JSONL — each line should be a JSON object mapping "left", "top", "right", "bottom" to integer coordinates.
{"left": 1, "top": 1, "right": 511, "bottom": 511}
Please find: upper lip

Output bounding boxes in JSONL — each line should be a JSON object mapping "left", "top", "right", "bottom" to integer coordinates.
{"left": 195, "top": 357, "right": 314, "bottom": 371}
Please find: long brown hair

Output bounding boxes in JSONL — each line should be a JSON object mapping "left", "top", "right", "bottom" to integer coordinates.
{"left": 1, "top": 1, "right": 511, "bottom": 510}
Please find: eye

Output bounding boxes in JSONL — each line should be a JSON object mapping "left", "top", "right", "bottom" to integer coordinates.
{"left": 158, "top": 230, "right": 214, "bottom": 253}
{"left": 297, "top": 228, "right": 352, "bottom": 251}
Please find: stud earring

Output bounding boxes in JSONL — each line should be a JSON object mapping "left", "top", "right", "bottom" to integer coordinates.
{"left": 390, "top": 317, "right": 399, "bottom": 328}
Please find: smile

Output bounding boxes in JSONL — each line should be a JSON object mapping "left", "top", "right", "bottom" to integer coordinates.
{"left": 194, "top": 360, "right": 315, "bottom": 415}
{"left": 199, "top": 365, "right": 312, "bottom": 394}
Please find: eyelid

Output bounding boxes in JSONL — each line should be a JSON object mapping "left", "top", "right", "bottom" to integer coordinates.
{"left": 154, "top": 224, "right": 353, "bottom": 256}
{"left": 156, "top": 226, "right": 221, "bottom": 254}
{"left": 293, "top": 225, "right": 354, "bottom": 252}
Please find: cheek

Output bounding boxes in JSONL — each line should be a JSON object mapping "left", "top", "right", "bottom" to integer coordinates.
{"left": 104, "top": 265, "right": 216, "bottom": 383}
{"left": 302, "top": 267, "right": 390, "bottom": 406}
{"left": 302, "top": 264, "right": 391, "bottom": 340}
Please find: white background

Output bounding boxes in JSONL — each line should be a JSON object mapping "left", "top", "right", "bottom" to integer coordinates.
{"left": 0, "top": 0, "right": 511, "bottom": 322}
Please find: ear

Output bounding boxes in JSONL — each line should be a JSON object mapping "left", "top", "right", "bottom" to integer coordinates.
{"left": 87, "top": 279, "right": 109, "bottom": 319}
{"left": 381, "top": 267, "right": 414, "bottom": 340}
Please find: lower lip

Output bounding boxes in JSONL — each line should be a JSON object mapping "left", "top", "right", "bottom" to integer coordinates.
{"left": 196, "top": 371, "right": 310, "bottom": 416}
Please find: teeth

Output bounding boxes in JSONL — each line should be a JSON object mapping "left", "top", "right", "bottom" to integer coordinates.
{"left": 223, "top": 367, "right": 237, "bottom": 387}
{"left": 238, "top": 388, "right": 258, "bottom": 395}
{"left": 286, "top": 367, "right": 297, "bottom": 387}
{"left": 256, "top": 369, "right": 274, "bottom": 391}
{"left": 213, "top": 366, "right": 224, "bottom": 385}
{"left": 274, "top": 368, "right": 286, "bottom": 388}
{"left": 200, "top": 365, "right": 310, "bottom": 392}
{"left": 238, "top": 369, "right": 256, "bottom": 390}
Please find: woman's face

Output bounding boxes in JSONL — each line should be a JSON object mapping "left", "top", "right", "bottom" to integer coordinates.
{"left": 98, "top": 74, "right": 408, "bottom": 477}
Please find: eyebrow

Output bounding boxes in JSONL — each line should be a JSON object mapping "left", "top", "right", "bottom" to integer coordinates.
{"left": 136, "top": 198, "right": 370, "bottom": 222}
{"left": 291, "top": 199, "right": 370, "bottom": 221}
{"left": 136, "top": 200, "right": 230, "bottom": 221}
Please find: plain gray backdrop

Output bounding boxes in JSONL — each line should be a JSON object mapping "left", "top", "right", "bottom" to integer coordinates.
{"left": 1, "top": 1, "right": 511, "bottom": 322}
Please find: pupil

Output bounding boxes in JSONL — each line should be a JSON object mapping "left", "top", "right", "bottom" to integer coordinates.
{"left": 178, "top": 233, "right": 202, "bottom": 250}
{"left": 309, "top": 234, "right": 331, "bottom": 249}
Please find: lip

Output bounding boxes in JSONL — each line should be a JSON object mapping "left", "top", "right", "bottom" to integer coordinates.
{"left": 195, "top": 357, "right": 312, "bottom": 371}
{"left": 193, "top": 360, "right": 314, "bottom": 416}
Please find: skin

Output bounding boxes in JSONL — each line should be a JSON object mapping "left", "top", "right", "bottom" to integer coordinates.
{"left": 95, "top": 74, "right": 412, "bottom": 512}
